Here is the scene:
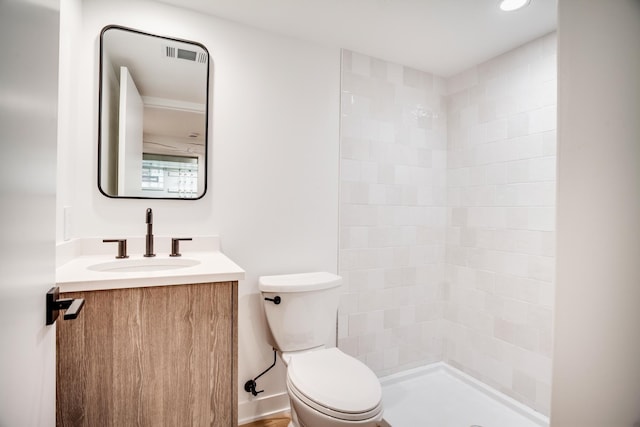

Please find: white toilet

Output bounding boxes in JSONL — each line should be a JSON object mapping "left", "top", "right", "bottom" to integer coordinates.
{"left": 259, "top": 272, "right": 384, "bottom": 427}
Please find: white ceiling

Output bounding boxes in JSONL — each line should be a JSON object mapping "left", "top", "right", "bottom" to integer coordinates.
{"left": 156, "top": 0, "right": 557, "bottom": 77}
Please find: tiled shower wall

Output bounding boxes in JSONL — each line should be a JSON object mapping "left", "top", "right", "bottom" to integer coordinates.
{"left": 338, "top": 32, "right": 556, "bottom": 415}
{"left": 337, "top": 51, "right": 448, "bottom": 376}
{"left": 444, "top": 33, "right": 556, "bottom": 415}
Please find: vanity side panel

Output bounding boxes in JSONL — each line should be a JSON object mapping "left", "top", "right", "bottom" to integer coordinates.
{"left": 56, "top": 282, "right": 237, "bottom": 426}
{"left": 232, "top": 281, "right": 238, "bottom": 427}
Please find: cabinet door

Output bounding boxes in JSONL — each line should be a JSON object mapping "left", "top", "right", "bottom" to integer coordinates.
{"left": 57, "top": 282, "right": 237, "bottom": 426}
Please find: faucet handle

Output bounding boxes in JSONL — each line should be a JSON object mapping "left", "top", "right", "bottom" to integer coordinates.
{"left": 103, "top": 239, "right": 129, "bottom": 259}
{"left": 170, "top": 238, "right": 192, "bottom": 257}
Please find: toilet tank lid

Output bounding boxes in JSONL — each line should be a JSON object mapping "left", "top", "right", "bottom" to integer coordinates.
{"left": 259, "top": 272, "right": 342, "bottom": 293}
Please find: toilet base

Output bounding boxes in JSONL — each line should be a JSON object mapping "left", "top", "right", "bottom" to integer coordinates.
{"left": 287, "top": 390, "right": 383, "bottom": 427}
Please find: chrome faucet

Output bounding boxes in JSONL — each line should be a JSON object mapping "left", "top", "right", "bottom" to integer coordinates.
{"left": 144, "top": 208, "right": 155, "bottom": 257}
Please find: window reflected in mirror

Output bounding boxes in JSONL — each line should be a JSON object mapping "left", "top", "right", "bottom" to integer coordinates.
{"left": 141, "top": 154, "right": 199, "bottom": 198}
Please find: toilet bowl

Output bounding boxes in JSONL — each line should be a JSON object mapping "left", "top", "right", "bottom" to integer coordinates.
{"left": 285, "top": 348, "right": 383, "bottom": 427}
{"left": 259, "top": 272, "right": 384, "bottom": 427}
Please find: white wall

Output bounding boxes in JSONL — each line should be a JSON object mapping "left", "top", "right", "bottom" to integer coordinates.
{"left": 57, "top": 0, "right": 83, "bottom": 242}
{"left": 552, "top": 0, "right": 640, "bottom": 426}
{"left": 57, "top": 0, "right": 340, "bottom": 421}
{"left": 445, "top": 33, "right": 556, "bottom": 415}
{"left": 338, "top": 50, "right": 448, "bottom": 376}
{"left": 0, "top": 0, "right": 60, "bottom": 425}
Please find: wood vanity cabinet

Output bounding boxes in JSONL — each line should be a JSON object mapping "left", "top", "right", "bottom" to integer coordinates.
{"left": 56, "top": 281, "right": 238, "bottom": 427}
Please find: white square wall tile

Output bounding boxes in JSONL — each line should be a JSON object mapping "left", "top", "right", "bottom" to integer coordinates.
{"left": 341, "top": 117, "right": 362, "bottom": 139}
{"left": 338, "top": 336, "right": 358, "bottom": 356}
{"left": 387, "top": 62, "right": 403, "bottom": 85}
{"left": 360, "top": 161, "right": 379, "bottom": 183}
{"left": 367, "top": 310, "right": 386, "bottom": 333}
{"left": 340, "top": 159, "right": 361, "bottom": 182}
{"left": 506, "top": 160, "right": 530, "bottom": 183}
{"left": 348, "top": 312, "right": 369, "bottom": 336}
{"left": 508, "top": 113, "right": 530, "bottom": 138}
{"left": 338, "top": 314, "right": 349, "bottom": 339}
{"left": 341, "top": 137, "right": 369, "bottom": 160}
{"left": 351, "top": 51, "right": 371, "bottom": 77}
{"left": 529, "top": 106, "right": 556, "bottom": 134}
{"left": 447, "top": 67, "right": 479, "bottom": 94}
{"left": 527, "top": 255, "right": 555, "bottom": 283}
{"left": 527, "top": 207, "right": 555, "bottom": 231}
{"left": 361, "top": 118, "right": 381, "bottom": 140}
{"left": 513, "top": 370, "right": 538, "bottom": 402}
{"left": 475, "top": 353, "right": 513, "bottom": 389}
{"left": 340, "top": 292, "right": 359, "bottom": 314}
{"left": 379, "top": 122, "right": 395, "bottom": 143}
{"left": 358, "top": 334, "right": 377, "bottom": 354}
{"left": 339, "top": 249, "right": 358, "bottom": 271}
{"left": 530, "top": 53, "right": 556, "bottom": 83}
{"left": 536, "top": 380, "right": 552, "bottom": 415}
{"left": 502, "top": 299, "right": 530, "bottom": 324}
{"left": 358, "top": 291, "right": 385, "bottom": 312}
{"left": 529, "top": 156, "right": 556, "bottom": 181}
{"left": 383, "top": 346, "right": 400, "bottom": 369}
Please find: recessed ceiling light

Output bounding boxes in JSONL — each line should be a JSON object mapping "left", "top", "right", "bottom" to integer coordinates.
{"left": 499, "top": 0, "right": 531, "bottom": 12}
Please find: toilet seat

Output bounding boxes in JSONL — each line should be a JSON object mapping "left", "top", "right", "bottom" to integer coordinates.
{"left": 287, "top": 377, "right": 383, "bottom": 422}
{"left": 286, "top": 348, "right": 383, "bottom": 421}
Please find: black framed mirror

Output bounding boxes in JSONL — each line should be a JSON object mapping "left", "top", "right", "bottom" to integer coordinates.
{"left": 98, "top": 25, "right": 210, "bottom": 199}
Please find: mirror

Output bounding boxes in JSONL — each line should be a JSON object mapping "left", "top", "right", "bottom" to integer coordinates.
{"left": 98, "top": 25, "right": 209, "bottom": 199}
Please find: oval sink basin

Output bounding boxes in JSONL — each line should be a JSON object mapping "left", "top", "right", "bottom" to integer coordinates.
{"left": 88, "top": 258, "right": 200, "bottom": 273}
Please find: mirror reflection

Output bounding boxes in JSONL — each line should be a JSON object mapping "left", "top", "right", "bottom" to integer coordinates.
{"left": 98, "top": 25, "right": 209, "bottom": 199}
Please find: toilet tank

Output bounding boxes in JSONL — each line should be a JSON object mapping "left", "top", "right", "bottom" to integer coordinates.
{"left": 259, "top": 272, "right": 342, "bottom": 352}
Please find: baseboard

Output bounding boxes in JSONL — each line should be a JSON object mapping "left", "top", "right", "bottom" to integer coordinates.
{"left": 238, "top": 392, "right": 290, "bottom": 425}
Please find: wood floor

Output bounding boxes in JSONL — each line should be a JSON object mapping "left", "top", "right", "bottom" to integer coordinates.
{"left": 239, "top": 415, "right": 291, "bottom": 427}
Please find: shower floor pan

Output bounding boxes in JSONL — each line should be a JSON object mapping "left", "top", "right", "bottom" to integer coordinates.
{"left": 380, "top": 362, "right": 548, "bottom": 427}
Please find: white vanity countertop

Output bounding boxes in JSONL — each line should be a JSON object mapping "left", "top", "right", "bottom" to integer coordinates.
{"left": 56, "top": 236, "right": 245, "bottom": 292}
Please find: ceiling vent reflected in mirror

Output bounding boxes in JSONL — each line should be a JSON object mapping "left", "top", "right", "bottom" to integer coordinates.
{"left": 163, "top": 45, "right": 208, "bottom": 64}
